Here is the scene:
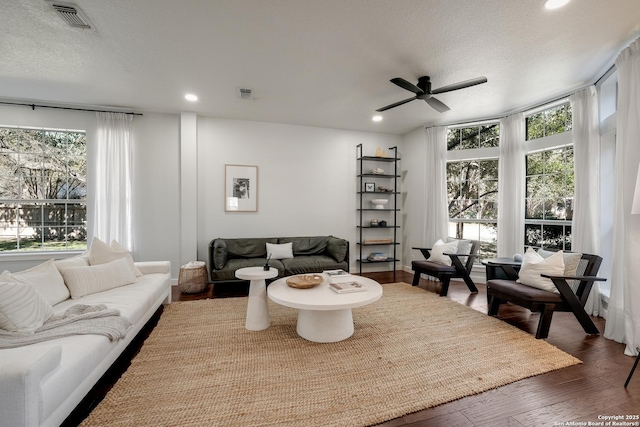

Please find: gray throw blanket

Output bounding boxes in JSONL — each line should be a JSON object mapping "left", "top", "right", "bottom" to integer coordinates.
{"left": 0, "top": 304, "right": 132, "bottom": 349}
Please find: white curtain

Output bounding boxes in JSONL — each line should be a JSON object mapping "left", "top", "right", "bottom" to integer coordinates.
{"left": 569, "top": 86, "right": 602, "bottom": 315}
{"left": 423, "top": 126, "right": 449, "bottom": 245}
{"left": 604, "top": 37, "right": 640, "bottom": 356}
{"left": 93, "top": 112, "right": 133, "bottom": 249}
{"left": 497, "top": 113, "right": 525, "bottom": 257}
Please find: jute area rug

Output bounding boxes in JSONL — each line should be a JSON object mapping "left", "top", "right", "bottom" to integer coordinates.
{"left": 81, "top": 283, "right": 580, "bottom": 427}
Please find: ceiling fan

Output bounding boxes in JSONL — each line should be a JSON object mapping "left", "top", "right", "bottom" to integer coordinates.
{"left": 376, "top": 75, "right": 487, "bottom": 113}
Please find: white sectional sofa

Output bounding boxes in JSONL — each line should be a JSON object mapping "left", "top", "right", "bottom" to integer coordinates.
{"left": 0, "top": 240, "right": 171, "bottom": 427}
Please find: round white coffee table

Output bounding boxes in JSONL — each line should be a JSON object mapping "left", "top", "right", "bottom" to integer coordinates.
{"left": 267, "top": 275, "right": 383, "bottom": 343}
{"left": 235, "top": 266, "right": 279, "bottom": 331}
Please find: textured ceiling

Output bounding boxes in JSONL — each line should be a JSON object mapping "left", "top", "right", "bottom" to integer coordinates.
{"left": 1, "top": 0, "right": 639, "bottom": 135}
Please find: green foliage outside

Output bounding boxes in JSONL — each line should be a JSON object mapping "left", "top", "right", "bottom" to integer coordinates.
{"left": 0, "top": 128, "right": 87, "bottom": 251}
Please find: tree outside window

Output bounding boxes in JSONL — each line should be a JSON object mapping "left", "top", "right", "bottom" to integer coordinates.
{"left": 0, "top": 127, "right": 87, "bottom": 252}
{"left": 447, "top": 158, "right": 499, "bottom": 261}
{"left": 524, "top": 146, "right": 574, "bottom": 250}
{"left": 526, "top": 103, "right": 572, "bottom": 141}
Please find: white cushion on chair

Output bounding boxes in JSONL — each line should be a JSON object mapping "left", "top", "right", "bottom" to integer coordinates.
{"left": 516, "top": 248, "right": 565, "bottom": 293}
{"left": 427, "top": 239, "right": 459, "bottom": 266}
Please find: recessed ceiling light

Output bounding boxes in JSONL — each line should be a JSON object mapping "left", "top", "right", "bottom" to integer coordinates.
{"left": 372, "top": 115, "right": 383, "bottom": 122}
{"left": 185, "top": 94, "right": 198, "bottom": 102}
{"left": 544, "top": 0, "right": 570, "bottom": 10}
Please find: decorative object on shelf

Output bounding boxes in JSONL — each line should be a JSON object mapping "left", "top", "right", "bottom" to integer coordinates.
{"left": 371, "top": 199, "right": 388, "bottom": 209}
{"left": 225, "top": 164, "right": 258, "bottom": 212}
{"left": 513, "top": 253, "right": 523, "bottom": 262}
{"left": 364, "top": 238, "right": 393, "bottom": 244}
{"left": 372, "top": 167, "right": 385, "bottom": 175}
{"left": 370, "top": 219, "right": 379, "bottom": 227}
{"left": 379, "top": 220, "right": 387, "bottom": 227}
{"left": 285, "top": 274, "right": 324, "bottom": 289}
{"left": 375, "top": 146, "right": 382, "bottom": 157}
{"left": 377, "top": 185, "right": 387, "bottom": 192}
{"left": 367, "top": 252, "right": 387, "bottom": 261}
{"left": 364, "top": 182, "right": 375, "bottom": 192}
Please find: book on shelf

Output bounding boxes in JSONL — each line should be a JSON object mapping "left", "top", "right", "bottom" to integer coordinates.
{"left": 323, "top": 269, "right": 353, "bottom": 283}
{"left": 329, "top": 281, "right": 367, "bottom": 294}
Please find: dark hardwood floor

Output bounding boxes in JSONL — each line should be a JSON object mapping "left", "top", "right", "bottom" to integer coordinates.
{"left": 64, "top": 271, "right": 640, "bottom": 426}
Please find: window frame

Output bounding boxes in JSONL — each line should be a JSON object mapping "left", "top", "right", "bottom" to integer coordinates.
{"left": 0, "top": 125, "right": 88, "bottom": 253}
{"left": 446, "top": 121, "right": 500, "bottom": 262}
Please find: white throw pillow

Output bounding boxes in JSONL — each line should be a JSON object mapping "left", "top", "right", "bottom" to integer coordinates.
{"left": 266, "top": 242, "right": 294, "bottom": 260}
{"left": 0, "top": 280, "right": 53, "bottom": 333}
{"left": 427, "top": 239, "right": 459, "bottom": 266}
{"left": 10, "top": 259, "right": 70, "bottom": 306}
{"left": 516, "top": 248, "right": 565, "bottom": 293}
{"left": 61, "top": 257, "right": 138, "bottom": 299}
{"left": 88, "top": 237, "right": 142, "bottom": 277}
{"left": 55, "top": 254, "right": 90, "bottom": 271}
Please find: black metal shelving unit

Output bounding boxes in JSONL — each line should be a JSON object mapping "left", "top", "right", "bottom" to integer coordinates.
{"left": 356, "top": 144, "right": 400, "bottom": 276}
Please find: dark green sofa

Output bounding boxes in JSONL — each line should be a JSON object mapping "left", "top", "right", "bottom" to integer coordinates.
{"left": 208, "top": 236, "right": 349, "bottom": 284}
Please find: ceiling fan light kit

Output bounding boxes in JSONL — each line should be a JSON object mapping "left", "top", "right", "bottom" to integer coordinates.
{"left": 376, "top": 75, "right": 487, "bottom": 113}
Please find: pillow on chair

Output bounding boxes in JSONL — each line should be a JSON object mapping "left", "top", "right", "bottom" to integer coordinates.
{"left": 516, "top": 248, "right": 565, "bottom": 293}
{"left": 427, "top": 239, "right": 459, "bottom": 266}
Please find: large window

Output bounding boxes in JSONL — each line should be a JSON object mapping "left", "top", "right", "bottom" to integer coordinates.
{"left": 524, "top": 146, "right": 574, "bottom": 251}
{"left": 0, "top": 127, "right": 87, "bottom": 252}
{"left": 524, "top": 101, "right": 574, "bottom": 252}
{"left": 446, "top": 124, "right": 500, "bottom": 261}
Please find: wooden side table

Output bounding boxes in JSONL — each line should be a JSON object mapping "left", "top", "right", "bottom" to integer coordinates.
{"left": 235, "top": 266, "right": 279, "bottom": 331}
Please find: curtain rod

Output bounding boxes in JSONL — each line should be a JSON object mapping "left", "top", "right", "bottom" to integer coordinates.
{"left": 0, "top": 101, "right": 143, "bottom": 116}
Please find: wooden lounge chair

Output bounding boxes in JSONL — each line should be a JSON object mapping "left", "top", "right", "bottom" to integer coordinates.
{"left": 487, "top": 252, "right": 605, "bottom": 339}
{"left": 411, "top": 239, "right": 480, "bottom": 296}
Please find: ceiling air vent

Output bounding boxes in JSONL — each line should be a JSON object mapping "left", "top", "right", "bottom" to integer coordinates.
{"left": 48, "top": 2, "right": 93, "bottom": 29}
{"left": 237, "top": 87, "right": 253, "bottom": 100}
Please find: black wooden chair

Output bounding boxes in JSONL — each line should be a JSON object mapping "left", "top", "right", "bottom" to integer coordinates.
{"left": 411, "top": 239, "right": 480, "bottom": 296}
{"left": 487, "top": 253, "right": 605, "bottom": 339}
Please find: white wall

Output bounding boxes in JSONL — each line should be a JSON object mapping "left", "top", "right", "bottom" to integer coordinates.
{"left": 400, "top": 127, "right": 426, "bottom": 271}
{"left": 195, "top": 117, "right": 401, "bottom": 273}
{"left": 131, "top": 112, "right": 181, "bottom": 276}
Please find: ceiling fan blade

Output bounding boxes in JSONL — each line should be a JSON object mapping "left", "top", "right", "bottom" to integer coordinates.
{"left": 431, "top": 76, "right": 487, "bottom": 94}
{"left": 376, "top": 96, "right": 417, "bottom": 112}
{"left": 390, "top": 78, "right": 423, "bottom": 94}
{"left": 425, "top": 97, "right": 450, "bottom": 113}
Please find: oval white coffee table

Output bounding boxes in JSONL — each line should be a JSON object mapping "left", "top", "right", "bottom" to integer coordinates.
{"left": 235, "top": 266, "right": 279, "bottom": 331}
{"left": 267, "top": 275, "right": 383, "bottom": 343}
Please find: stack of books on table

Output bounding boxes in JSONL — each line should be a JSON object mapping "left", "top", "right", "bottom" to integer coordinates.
{"left": 323, "top": 270, "right": 367, "bottom": 293}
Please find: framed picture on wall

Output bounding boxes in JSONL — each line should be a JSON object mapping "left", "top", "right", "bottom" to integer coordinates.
{"left": 225, "top": 164, "right": 258, "bottom": 212}
{"left": 364, "top": 182, "right": 375, "bottom": 192}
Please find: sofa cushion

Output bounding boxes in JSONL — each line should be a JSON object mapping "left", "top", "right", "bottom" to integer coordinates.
{"left": 212, "top": 239, "right": 228, "bottom": 269}
{"left": 487, "top": 279, "right": 564, "bottom": 303}
{"left": 60, "top": 257, "right": 138, "bottom": 299}
{"left": 327, "top": 236, "right": 348, "bottom": 263}
{"left": 281, "top": 255, "right": 347, "bottom": 276}
{"left": 88, "top": 237, "right": 142, "bottom": 277}
{"left": 516, "top": 248, "right": 565, "bottom": 293}
{"left": 10, "top": 259, "right": 70, "bottom": 306}
{"left": 279, "top": 236, "right": 328, "bottom": 256}
{"left": 0, "top": 276, "right": 53, "bottom": 333}
{"left": 226, "top": 238, "right": 278, "bottom": 258}
{"left": 55, "top": 254, "right": 90, "bottom": 270}
{"left": 266, "top": 242, "right": 294, "bottom": 260}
